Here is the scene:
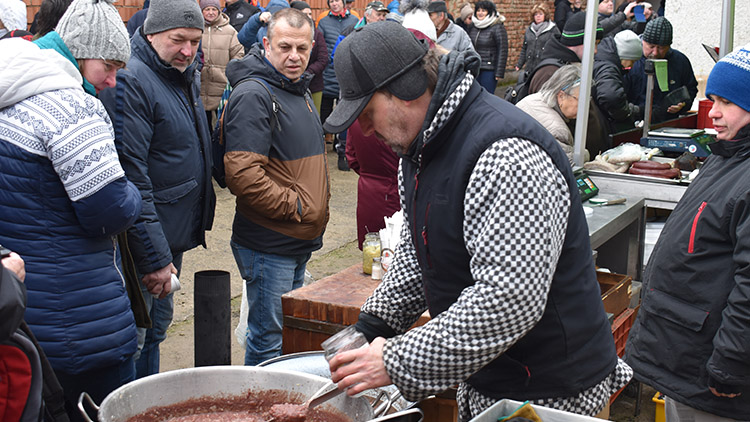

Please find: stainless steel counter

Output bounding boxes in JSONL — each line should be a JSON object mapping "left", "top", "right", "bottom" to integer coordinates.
{"left": 588, "top": 171, "right": 689, "bottom": 210}
{"left": 585, "top": 193, "right": 646, "bottom": 280}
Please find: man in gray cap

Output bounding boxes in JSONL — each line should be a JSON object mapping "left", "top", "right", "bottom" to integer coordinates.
{"left": 99, "top": 0, "right": 216, "bottom": 379}
{"left": 324, "top": 21, "right": 631, "bottom": 421}
{"left": 624, "top": 16, "right": 698, "bottom": 123}
{"left": 427, "top": 0, "right": 474, "bottom": 52}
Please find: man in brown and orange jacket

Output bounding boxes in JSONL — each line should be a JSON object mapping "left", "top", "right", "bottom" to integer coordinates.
{"left": 223, "top": 8, "right": 330, "bottom": 366}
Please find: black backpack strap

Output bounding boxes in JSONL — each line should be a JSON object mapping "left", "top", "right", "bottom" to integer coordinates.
{"left": 19, "top": 321, "right": 69, "bottom": 422}
{"left": 246, "top": 78, "right": 282, "bottom": 133}
{"left": 218, "top": 78, "right": 282, "bottom": 145}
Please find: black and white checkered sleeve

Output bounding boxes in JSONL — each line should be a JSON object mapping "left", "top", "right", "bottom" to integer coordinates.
{"left": 360, "top": 165, "right": 429, "bottom": 333}
{"left": 380, "top": 138, "right": 571, "bottom": 402}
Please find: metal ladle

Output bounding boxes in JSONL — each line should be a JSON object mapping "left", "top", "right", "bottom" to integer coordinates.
{"left": 266, "top": 381, "right": 343, "bottom": 421}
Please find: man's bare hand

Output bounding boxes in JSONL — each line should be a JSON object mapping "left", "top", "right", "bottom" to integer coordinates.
{"left": 667, "top": 102, "right": 686, "bottom": 114}
{"left": 329, "top": 337, "right": 392, "bottom": 396}
{"left": 142, "top": 263, "right": 177, "bottom": 299}
{"left": 623, "top": 1, "right": 637, "bottom": 18}
{"left": 2, "top": 252, "right": 25, "bottom": 282}
{"left": 260, "top": 11, "right": 272, "bottom": 23}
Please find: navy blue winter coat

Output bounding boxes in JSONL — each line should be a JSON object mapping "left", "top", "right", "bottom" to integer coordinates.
{"left": 0, "top": 40, "right": 142, "bottom": 374}
{"left": 317, "top": 10, "right": 358, "bottom": 98}
{"left": 100, "top": 29, "right": 216, "bottom": 274}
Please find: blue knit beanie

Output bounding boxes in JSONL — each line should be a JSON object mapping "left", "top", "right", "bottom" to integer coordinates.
{"left": 705, "top": 45, "right": 750, "bottom": 112}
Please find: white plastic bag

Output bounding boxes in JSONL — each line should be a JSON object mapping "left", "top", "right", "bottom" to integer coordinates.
{"left": 234, "top": 280, "right": 248, "bottom": 346}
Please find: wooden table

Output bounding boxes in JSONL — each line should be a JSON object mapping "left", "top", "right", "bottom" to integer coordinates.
{"left": 281, "top": 264, "right": 429, "bottom": 354}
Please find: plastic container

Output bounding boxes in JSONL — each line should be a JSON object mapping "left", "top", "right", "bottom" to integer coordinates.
{"left": 653, "top": 392, "right": 665, "bottom": 422}
{"left": 371, "top": 257, "right": 382, "bottom": 280}
{"left": 697, "top": 99, "right": 715, "bottom": 129}
{"left": 611, "top": 306, "right": 639, "bottom": 357}
{"left": 470, "top": 399, "right": 601, "bottom": 421}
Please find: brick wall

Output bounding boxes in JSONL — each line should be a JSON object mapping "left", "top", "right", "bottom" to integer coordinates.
{"left": 20, "top": 0, "right": 593, "bottom": 74}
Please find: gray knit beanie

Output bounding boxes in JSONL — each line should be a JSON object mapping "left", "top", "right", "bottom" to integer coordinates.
{"left": 143, "top": 0, "right": 204, "bottom": 35}
{"left": 55, "top": 0, "right": 130, "bottom": 63}
{"left": 614, "top": 30, "right": 643, "bottom": 61}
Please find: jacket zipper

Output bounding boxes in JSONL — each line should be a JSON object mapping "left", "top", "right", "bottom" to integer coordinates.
{"left": 112, "top": 237, "right": 126, "bottom": 287}
{"left": 688, "top": 201, "right": 707, "bottom": 254}
{"left": 422, "top": 203, "right": 432, "bottom": 268}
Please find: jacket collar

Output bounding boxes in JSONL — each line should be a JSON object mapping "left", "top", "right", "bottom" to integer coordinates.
{"left": 403, "top": 50, "right": 480, "bottom": 164}
{"left": 540, "top": 36, "right": 581, "bottom": 64}
{"left": 225, "top": 44, "right": 312, "bottom": 95}
{"left": 709, "top": 125, "right": 750, "bottom": 159}
{"left": 328, "top": 9, "right": 350, "bottom": 18}
{"left": 34, "top": 31, "right": 97, "bottom": 96}
{"left": 131, "top": 27, "right": 199, "bottom": 84}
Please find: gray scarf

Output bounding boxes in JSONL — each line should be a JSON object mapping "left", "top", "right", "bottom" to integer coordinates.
{"left": 530, "top": 20, "right": 550, "bottom": 35}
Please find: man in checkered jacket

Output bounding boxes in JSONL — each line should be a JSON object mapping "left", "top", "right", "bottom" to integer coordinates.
{"left": 323, "top": 22, "right": 632, "bottom": 421}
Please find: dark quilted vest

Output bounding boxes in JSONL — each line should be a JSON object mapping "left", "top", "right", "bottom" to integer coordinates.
{"left": 402, "top": 81, "right": 617, "bottom": 400}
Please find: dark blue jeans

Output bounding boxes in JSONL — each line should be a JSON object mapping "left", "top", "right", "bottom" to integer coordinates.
{"left": 134, "top": 253, "right": 182, "bottom": 378}
{"left": 57, "top": 357, "right": 135, "bottom": 422}
{"left": 231, "top": 241, "right": 310, "bottom": 366}
{"left": 477, "top": 70, "right": 498, "bottom": 95}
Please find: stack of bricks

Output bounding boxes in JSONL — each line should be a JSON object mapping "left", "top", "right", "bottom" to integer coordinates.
{"left": 116, "top": 0, "right": 148, "bottom": 24}
{"left": 20, "top": 0, "right": 589, "bottom": 78}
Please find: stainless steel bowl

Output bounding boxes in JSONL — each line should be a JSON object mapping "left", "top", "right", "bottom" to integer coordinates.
{"left": 79, "top": 366, "right": 374, "bottom": 422}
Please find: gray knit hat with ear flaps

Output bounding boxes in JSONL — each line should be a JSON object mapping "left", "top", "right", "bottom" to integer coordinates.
{"left": 55, "top": 0, "right": 130, "bottom": 63}
{"left": 143, "top": 0, "right": 204, "bottom": 35}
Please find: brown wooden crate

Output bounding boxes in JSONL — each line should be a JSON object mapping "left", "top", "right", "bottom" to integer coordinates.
{"left": 597, "top": 271, "right": 633, "bottom": 317}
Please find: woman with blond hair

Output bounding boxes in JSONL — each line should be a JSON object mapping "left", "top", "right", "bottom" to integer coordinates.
{"left": 200, "top": 0, "right": 244, "bottom": 125}
{"left": 515, "top": 3, "right": 559, "bottom": 77}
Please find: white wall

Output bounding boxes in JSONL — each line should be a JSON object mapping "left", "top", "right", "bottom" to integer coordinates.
{"left": 668, "top": 0, "right": 750, "bottom": 104}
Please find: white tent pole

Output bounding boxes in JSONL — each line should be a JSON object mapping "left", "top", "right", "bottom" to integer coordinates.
{"left": 572, "top": 4, "right": 598, "bottom": 167}
{"left": 719, "top": 0, "right": 735, "bottom": 58}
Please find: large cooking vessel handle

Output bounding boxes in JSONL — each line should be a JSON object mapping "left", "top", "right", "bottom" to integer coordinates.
{"left": 368, "top": 407, "right": 424, "bottom": 422}
{"left": 77, "top": 392, "right": 100, "bottom": 422}
{"left": 372, "top": 390, "right": 402, "bottom": 417}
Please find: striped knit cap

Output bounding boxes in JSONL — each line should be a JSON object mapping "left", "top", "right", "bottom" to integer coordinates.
{"left": 705, "top": 45, "right": 750, "bottom": 112}
{"left": 55, "top": 0, "right": 130, "bottom": 63}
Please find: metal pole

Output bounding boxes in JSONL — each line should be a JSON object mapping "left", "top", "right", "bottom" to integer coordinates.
{"left": 194, "top": 270, "right": 232, "bottom": 366}
{"left": 719, "top": 0, "right": 735, "bottom": 58}
{"left": 572, "top": 2, "right": 598, "bottom": 167}
{"left": 642, "top": 60, "right": 655, "bottom": 139}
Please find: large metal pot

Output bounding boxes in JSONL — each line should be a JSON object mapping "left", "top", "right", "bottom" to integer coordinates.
{"left": 78, "top": 366, "right": 374, "bottom": 422}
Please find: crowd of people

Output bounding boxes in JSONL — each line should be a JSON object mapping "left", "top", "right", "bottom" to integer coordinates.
{"left": 1, "top": 0, "right": 746, "bottom": 421}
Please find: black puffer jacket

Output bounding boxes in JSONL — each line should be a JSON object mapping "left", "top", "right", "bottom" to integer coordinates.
{"left": 626, "top": 127, "right": 750, "bottom": 420}
{"left": 516, "top": 21, "right": 560, "bottom": 73}
{"left": 553, "top": 0, "right": 576, "bottom": 33}
{"left": 592, "top": 36, "right": 639, "bottom": 133}
{"left": 468, "top": 17, "right": 508, "bottom": 79}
